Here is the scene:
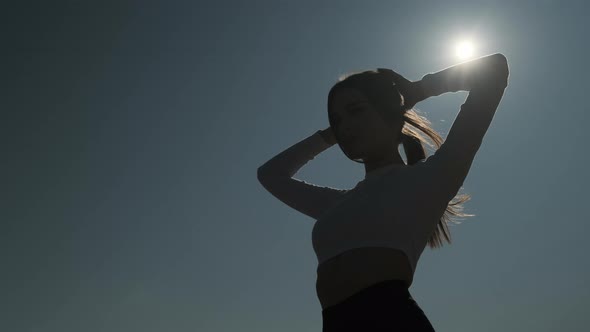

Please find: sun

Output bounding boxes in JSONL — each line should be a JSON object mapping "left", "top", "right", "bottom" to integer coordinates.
{"left": 455, "top": 41, "right": 475, "bottom": 60}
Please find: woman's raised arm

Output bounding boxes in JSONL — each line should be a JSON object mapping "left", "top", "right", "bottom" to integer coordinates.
{"left": 257, "top": 130, "right": 348, "bottom": 220}
{"left": 421, "top": 53, "right": 510, "bottom": 202}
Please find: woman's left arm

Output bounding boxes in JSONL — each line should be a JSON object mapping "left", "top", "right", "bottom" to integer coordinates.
{"left": 423, "top": 53, "right": 510, "bottom": 202}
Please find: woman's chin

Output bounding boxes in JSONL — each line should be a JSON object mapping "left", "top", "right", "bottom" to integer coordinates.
{"left": 344, "top": 147, "right": 365, "bottom": 159}
{"left": 339, "top": 141, "right": 366, "bottom": 159}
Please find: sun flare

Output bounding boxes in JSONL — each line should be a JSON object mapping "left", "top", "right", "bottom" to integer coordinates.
{"left": 455, "top": 41, "right": 475, "bottom": 60}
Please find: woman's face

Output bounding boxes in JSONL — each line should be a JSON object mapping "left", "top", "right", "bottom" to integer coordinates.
{"left": 329, "top": 88, "right": 397, "bottom": 160}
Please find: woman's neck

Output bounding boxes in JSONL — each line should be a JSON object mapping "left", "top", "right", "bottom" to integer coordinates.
{"left": 363, "top": 153, "right": 406, "bottom": 176}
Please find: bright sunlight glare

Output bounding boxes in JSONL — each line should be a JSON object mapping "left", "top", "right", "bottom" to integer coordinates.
{"left": 455, "top": 41, "right": 475, "bottom": 60}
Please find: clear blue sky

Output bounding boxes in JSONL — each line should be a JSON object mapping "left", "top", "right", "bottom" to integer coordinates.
{"left": 4, "top": 1, "right": 589, "bottom": 331}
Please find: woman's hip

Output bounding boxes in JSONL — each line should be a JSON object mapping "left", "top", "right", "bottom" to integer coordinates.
{"left": 321, "top": 279, "right": 435, "bottom": 331}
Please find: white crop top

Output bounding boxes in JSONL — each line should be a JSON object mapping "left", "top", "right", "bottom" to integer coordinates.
{"left": 257, "top": 53, "right": 509, "bottom": 280}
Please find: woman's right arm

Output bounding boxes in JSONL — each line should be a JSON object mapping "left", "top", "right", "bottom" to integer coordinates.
{"left": 420, "top": 53, "right": 510, "bottom": 202}
{"left": 257, "top": 130, "right": 347, "bottom": 220}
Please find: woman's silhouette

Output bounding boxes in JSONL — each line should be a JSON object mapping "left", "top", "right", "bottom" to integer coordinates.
{"left": 257, "top": 53, "right": 509, "bottom": 331}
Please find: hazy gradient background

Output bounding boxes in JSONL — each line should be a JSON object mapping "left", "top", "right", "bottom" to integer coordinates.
{"left": 4, "top": 1, "right": 589, "bottom": 331}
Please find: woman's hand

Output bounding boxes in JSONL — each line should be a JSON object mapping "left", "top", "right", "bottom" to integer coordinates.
{"left": 377, "top": 68, "right": 426, "bottom": 110}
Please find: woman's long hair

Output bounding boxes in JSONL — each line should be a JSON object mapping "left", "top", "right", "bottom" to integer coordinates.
{"left": 328, "top": 69, "right": 474, "bottom": 249}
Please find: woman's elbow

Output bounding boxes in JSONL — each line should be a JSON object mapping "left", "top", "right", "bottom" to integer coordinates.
{"left": 472, "top": 53, "right": 509, "bottom": 89}
{"left": 490, "top": 53, "right": 509, "bottom": 87}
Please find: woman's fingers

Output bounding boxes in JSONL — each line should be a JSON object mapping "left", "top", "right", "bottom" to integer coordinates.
{"left": 377, "top": 67, "right": 420, "bottom": 109}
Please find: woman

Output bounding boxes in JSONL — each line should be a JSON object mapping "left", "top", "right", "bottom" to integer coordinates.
{"left": 257, "top": 53, "right": 509, "bottom": 331}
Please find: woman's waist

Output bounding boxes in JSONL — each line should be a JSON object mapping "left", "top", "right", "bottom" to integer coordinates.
{"left": 316, "top": 247, "right": 413, "bottom": 309}
{"left": 320, "top": 279, "right": 412, "bottom": 315}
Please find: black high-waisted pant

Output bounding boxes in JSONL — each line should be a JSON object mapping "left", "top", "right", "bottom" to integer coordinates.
{"left": 321, "top": 279, "right": 436, "bottom": 332}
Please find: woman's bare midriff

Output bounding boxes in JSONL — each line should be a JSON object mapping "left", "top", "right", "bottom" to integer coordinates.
{"left": 316, "top": 247, "right": 413, "bottom": 310}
